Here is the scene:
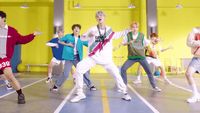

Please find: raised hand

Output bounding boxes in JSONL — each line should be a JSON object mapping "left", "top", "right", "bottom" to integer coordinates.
{"left": 33, "top": 31, "right": 42, "bottom": 36}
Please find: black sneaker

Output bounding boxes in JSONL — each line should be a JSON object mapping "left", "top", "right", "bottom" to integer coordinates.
{"left": 18, "top": 93, "right": 25, "bottom": 104}
{"left": 50, "top": 85, "right": 58, "bottom": 91}
{"left": 90, "top": 86, "right": 97, "bottom": 91}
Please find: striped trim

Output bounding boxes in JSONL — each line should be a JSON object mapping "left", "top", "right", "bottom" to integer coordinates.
{"left": 89, "top": 28, "right": 114, "bottom": 56}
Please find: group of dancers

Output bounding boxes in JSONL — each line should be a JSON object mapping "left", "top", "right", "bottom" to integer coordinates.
{"left": 1, "top": 10, "right": 200, "bottom": 104}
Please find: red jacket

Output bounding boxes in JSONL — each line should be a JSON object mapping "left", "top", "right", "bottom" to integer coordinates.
{"left": 6, "top": 26, "right": 35, "bottom": 59}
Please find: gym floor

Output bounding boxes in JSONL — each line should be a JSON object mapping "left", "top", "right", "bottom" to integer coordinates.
{"left": 0, "top": 72, "right": 200, "bottom": 113}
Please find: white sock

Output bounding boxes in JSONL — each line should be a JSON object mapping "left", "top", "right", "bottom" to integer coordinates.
{"left": 137, "top": 75, "right": 141, "bottom": 81}
{"left": 48, "top": 73, "right": 52, "bottom": 78}
{"left": 190, "top": 83, "right": 199, "bottom": 96}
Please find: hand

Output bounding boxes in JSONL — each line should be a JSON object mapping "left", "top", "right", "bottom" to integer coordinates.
{"left": 55, "top": 44, "right": 59, "bottom": 48}
{"left": 33, "top": 31, "right": 42, "bottom": 36}
{"left": 68, "top": 43, "right": 74, "bottom": 47}
{"left": 128, "top": 39, "right": 136, "bottom": 44}
{"left": 88, "top": 31, "right": 95, "bottom": 37}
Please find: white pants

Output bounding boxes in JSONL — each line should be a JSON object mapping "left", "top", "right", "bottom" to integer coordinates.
{"left": 75, "top": 57, "right": 127, "bottom": 94}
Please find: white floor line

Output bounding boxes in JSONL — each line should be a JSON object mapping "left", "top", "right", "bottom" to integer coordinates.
{"left": 128, "top": 84, "right": 160, "bottom": 113}
{"left": 0, "top": 78, "right": 46, "bottom": 99}
{"left": 54, "top": 87, "right": 76, "bottom": 113}
{"left": 155, "top": 78, "right": 192, "bottom": 92}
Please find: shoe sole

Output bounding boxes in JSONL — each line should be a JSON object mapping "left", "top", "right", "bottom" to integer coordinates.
{"left": 122, "top": 98, "right": 131, "bottom": 101}
{"left": 187, "top": 98, "right": 200, "bottom": 103}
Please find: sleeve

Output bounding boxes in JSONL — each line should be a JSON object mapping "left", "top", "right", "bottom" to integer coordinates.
{"left": 113, "top": 29, "right": 129, "bottom": 39}
{"left": 48, "top": 38, "right": 55, "bottom": 43}
{"left": 15, "top": 29, "right": 35, "bottom": 44}
{"left": 80, "top": 28, "right": 94, "bottom": 41}
{"left": 122, "top": 35, "right": 128, "bottom": 45}
{"left": 143, "top": 37, "right": 150, "bottom": 47}
{"left": 82, "top": 41, "right": 88, "bottom": 47}
{"left": 60, "top": 35, "right": 68, "bottom": 42}
{"left": 187, "top": 32, "right": 200, "bottom": 47}
{"left": 46, "top": 42, "right": 58, "bottom": 47}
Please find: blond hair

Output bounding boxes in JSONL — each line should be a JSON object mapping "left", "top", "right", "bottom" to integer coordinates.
{"left": 130, "top": 21, "right": 139, "bottom": 27}
{"left": 95, "top": 10, "right": 105, "bottom": 18}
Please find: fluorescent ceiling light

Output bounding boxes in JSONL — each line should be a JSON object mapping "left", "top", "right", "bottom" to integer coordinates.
{"left": 20, "top": 4, "right": 29, "bottom": 9}
{"left": 74, "top": 3, "right": 81, "bottom": 8}
{"left": 128, "top": 3, "right": 136, "bottom": 9}
{"left": 176, "top": 4, "right": 183, "bottom": 9}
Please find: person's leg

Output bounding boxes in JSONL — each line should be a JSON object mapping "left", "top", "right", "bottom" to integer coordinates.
{"left": 1, "top": 74, "right": 12, "bottom": 90}
{"left": 3, "top": 67, "right": 25, "bottom": 104}
{"left": 71, "top": 68, "right": 76, "bottom": 84}
{"left": 159, "top": 65, "right": 172, "bottom": 84}
{"left": 46, "top": 61, "right": 58, "bottom": 83}
{"left": 83, "top": 70, "right": 96, "bottom": 91}
{"left": 104, "top": 62, "right": 131, "bottom": 101}
{"left": 52, "top": 61, "right": 73, "bottom": 90}
{"left": 133, "top": 64, "right": 143, "bottom": 84}
{"left": 121, "top": 59, "right": 136, "bottom": 85}
{"left": 73, "top": 55, "right": 96, "bottom": 90}
{"left": 71, "top": 57, "right": 96, "bottom": 103}
{"left": 185, "top": 58, "right": 200, "bottom": 103}
{"left": 139, "top": 59, "right": 161, "bottom": 91}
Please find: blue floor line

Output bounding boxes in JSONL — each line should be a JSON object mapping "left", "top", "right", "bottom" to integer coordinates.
{"left": 104, "top": 81, "right": 154, "bottom": 113}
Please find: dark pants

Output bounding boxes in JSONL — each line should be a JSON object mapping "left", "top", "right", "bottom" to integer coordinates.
{"left": 121, "top": 58, "right": 156, "bottom": 88}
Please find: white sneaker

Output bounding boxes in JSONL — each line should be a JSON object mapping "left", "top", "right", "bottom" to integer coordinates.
{"left": 122, "top": 94, "right": 131, "bottom": 101}
{"left": 90, "top": 86, "right": 97, "bottom": 91}
{"left": 6, "top": 83, "right": 13, "bottom": 90}
{"left": 152, "top": 87, "right": 162, "bottom": 92}
{"left": 117, "top": 89, "right": 123, "bottom": 93}
{"left": 133, "top": 79, "right": 142, "bottom": 84}
{"left": 70, "top": 93, "right": 86, "bottom": 103}
{"left": 187, "top": 95, "right": 200, "bottom": 103}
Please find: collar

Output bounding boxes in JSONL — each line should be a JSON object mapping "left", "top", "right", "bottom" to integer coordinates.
{"left": 0, "top": 24, "right": 8, "bottom": 29}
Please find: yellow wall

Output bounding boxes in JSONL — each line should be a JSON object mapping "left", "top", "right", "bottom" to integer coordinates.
{"left": 0, "top": 0, "right": 147, "bottom": 73}
{"left": 64, "top": 0, "right": 146, "bottom": 73}
{"left": 0, "top": 1, "right": 53, "bottom": 72}
{"left": 157, "top": 0, "right": 200, "bottom": 70}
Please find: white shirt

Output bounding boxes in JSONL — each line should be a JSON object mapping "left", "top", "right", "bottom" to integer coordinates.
{"left": 81, "top": 25, "right": 128, "bottom": 64}
{"left": 74, "top": 36, "right": 78, "bottom": 55}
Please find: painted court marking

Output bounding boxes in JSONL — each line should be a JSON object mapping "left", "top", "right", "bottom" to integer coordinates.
{"left": 128, "top": 84, "right": 160, "bottom": 113}
{"left": 100, "top": 80, "right": 110, "bottom": 113}
{"left": 156, "top": 78, "right": 192, "bottom": 92}
{"left": 0, "top": 78, "right": 46, "bottom": 99}
{"left": 54, "top": 87, "right": 76, "bottom": 113}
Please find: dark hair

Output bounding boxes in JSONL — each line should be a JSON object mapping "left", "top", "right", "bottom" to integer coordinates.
{"left": 0, "top": 11, "right": 6, "bottom": 18}
{"left": 71, "top": 24, "right": 81, "bottom": 30}
{"left": 150, "top": 33, "right": 158, "bottom": 38}
{"left": 57, "top": 28, "right": 64, "bottom": 33}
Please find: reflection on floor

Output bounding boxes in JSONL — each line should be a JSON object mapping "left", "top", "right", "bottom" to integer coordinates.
{"left": 0, "top": 72, "right": 200, "bottom": 113}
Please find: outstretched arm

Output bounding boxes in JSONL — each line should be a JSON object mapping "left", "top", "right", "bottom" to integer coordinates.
{"left": 161, "top": 45, "right": 173, "bottom": 52}
{"left": 113, "top": 29, "right": 129, "bottom": 39}
{"left": 16, "top": 30, "right": 41, "bottom": 44}
{"left": 58, "top": 40, "right": 74, "bottom": 47}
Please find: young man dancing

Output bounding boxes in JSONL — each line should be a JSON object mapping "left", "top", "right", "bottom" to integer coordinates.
{"left": 70, "top": 11, "right": 131, "bottom": 103}
{"left": 120, "top": 21, "right": 161, "bottom": 92}
{"left": 0, "top": 11, "right": 41, "bottom": 104}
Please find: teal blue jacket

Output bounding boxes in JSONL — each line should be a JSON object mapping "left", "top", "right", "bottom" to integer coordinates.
{"left": 60, "top": 34, "right": 88, "bottom": 61}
